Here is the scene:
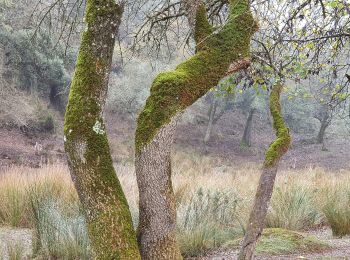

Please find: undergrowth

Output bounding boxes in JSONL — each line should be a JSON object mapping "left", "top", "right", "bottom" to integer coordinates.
{"left": 0, "top": 160, "right": 349, "bottom": 257}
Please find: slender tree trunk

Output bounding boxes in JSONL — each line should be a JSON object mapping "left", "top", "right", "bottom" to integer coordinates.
{"left": 204, "top": 98, "right": 218, "bottom": 145}
{"left": 317, "top": 119, "right": 329, "bottom": 144}
{"left": 241, "top": 108, "right": 256, "bottom": 147}
{"left": 135, "top": 1, "right": 257, "bottom": 258}
{"left": 64, "top": 1, "right": 140, "bottom": 258}
{"left": 238, "top": 84, "right": 291, "bottom": 260}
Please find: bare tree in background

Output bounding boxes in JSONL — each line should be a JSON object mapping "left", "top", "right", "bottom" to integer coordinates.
{"left": 241, "top": 107, "right": 256, "bottom": 148}
{"left": 63, "top": 0, "right": 140, "bottom": 258}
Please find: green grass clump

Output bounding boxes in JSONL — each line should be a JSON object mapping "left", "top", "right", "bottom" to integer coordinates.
{"left": 28, "top": 183, "right": 90, "bottom": 259}
{"left": 323, "top": 185, "right": 350, "bottom": 237}
{"left": 266, "top": 186, "right": 321, "bottom": 230}
{"left": 177, "top": 188, "right": 245, "bottom": 257}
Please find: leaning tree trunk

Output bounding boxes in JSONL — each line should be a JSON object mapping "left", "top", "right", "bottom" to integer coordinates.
{"left": 238, "top": 84, "right": 291, "bottom": 260}
{"left": 64, "top": 1, "right": 140, "bottom": 258}
{"left": 135, "top": 1, "right": 257, "bottom": 259}
{"left": 241, "top": 108, "right": 256, "bottom": 147}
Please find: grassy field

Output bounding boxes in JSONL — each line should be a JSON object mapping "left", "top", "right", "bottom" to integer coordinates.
{"left": 0, "top": 152, "right": 350, "bottom": 258}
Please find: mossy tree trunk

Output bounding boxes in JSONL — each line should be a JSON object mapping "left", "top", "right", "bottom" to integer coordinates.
{"left": 238, "top": 84, "right": 291, "bottom": 260}
{"left": 64, "top": 1, "right": 140, "bottom": 259}
{"left": 135, "top": 1, "right": 257, "bottom": 259}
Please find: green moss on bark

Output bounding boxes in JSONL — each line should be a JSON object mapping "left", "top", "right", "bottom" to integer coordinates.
{"left": 135, "top": 0, "right": 258, "bottom": 152}
{"left": 64, "top": 0, "right": 140, "bottom": 259}
{"left": 194, "top": 4, "right": 213, "bottom": 51}
{"left": 264, "top": 84, "right": 291, "bottom": 168}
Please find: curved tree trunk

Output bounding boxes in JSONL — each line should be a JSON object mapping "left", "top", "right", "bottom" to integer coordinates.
{"left": 64, "top": 1, "right": 140, "bottom": 258}
{"left": 238, "top": 84, "right": 291, "bottom": 260}
{"left": 135, "top": 1, "right": 257, "bottom": 259}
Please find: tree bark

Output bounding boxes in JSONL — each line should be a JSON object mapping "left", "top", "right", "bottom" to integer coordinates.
{"left": 238, "top": 84, "right": 291, "bottom": 260}
{"left": 136, "top": 115, "right": 182, "bottom": 259}
{"left": 64, "top": 1, "right": 140, "bottom": 259}
{"left": 241, "top": 108, "right": 256, "bottom": 147}
{"left": 135, "top": 1, "right": 257, "bottom": 259}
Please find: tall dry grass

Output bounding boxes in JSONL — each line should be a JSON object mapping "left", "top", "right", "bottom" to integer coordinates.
{"left": 0, "top": 152, "right": 350, "bottom": 256}
{"left": 0, "top": 165, "right": 76, "bottom": 228}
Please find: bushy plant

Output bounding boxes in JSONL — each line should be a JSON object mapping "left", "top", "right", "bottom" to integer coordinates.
{"left": 0, "top": 26, "right": 70, "bottom": 110}
{"left": 38, "top": 114, "right": 55, "bottom": 133}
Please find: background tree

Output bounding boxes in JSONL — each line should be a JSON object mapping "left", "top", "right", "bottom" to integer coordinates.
{"left": 63, "top": 0, "right": 140, "bottom": 258}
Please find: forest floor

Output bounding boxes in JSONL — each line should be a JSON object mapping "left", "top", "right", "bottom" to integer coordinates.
{"left": 0, "top": 228, "right": 32, "bottom": 260}
{"left": 199, "top": 228, "right": 350, "bottom": 259}
{"left": 0, "top": 227, "right": 350, "bottom": 259}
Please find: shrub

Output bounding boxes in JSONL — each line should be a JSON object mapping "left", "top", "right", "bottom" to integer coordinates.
{"left": 0, "top": 26, "right": 70, "bottom": 111}
{"left": 39, "top": 114, "right": 55, "bottom": 133}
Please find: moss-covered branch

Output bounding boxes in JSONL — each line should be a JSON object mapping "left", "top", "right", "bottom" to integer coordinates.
{"left": 64, "top": 0, "right": 140, "bottom": 258}
{"left": 264, "top": 84, "right": 291, "bottom": 167}
{"left": 136, "top": 0, "right": 258, "bottom": 152}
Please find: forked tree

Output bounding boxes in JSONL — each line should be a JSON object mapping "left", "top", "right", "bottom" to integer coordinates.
{"left": 135, "top": 0, "right": 257, "bottom": 258}
{"left": 63, "top": 0, "right": 140, "bottom": 258}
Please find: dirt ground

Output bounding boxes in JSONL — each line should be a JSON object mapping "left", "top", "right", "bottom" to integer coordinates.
{"left": 1, "top": 109, "right": 349, "bottom": 172}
